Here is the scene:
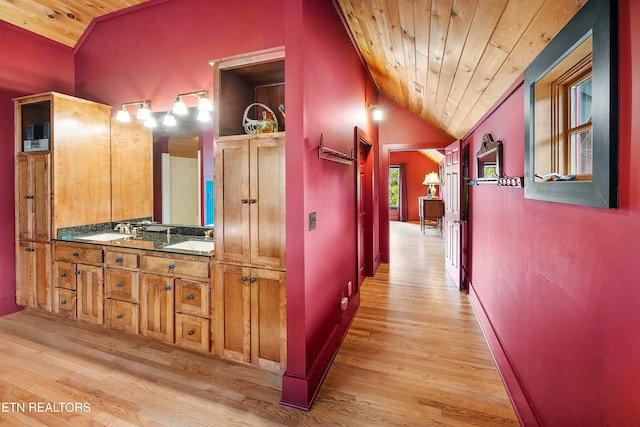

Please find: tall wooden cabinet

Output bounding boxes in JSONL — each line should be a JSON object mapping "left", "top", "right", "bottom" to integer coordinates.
{"left": 14, "top": 92, "right": 111, "bottom": 311}
{"left": 212, "top": 47, "right": 287, "bottom": 371}
{"left": 215, "top": 133, "right": 286, "bottom": 269}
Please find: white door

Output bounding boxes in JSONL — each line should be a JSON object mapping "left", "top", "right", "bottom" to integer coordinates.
{"left": 444, "top": 140, "right": 462, "bottom": 289}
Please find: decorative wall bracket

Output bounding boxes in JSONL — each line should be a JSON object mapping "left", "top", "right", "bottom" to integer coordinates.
{"left": 318, "top": 133, "right": 354, "bottom": 165}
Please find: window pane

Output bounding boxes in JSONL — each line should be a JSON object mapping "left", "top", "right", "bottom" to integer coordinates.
{"left": 389, "top": 167, "right": 399, "bottom": 208}
{"left": 570, "top": 128, "right": 592, "bottom": 175}
{"left": 571, "top": 76, "right": 592, "bottom": 128}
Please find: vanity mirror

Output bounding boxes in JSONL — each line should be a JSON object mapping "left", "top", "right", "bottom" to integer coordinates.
{"left": 152, "top": 107, "right": 214, "bottom": 225}
{"left": 524, "top": 0, "right": 617, "bottom": 208}
{"left": 476, "top": 134, "right": 502, "bottom": 182}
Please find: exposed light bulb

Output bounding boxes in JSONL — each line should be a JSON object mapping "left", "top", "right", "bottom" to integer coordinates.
{"left": 372, "top": 108, "right": 383, "bottom": 122}
{"left": 163, "top": 112, "right": 177, "bottom": 127}
{"left": 173, "top": 97, "right": 188, "bottom": 115}
{"left": 116, "top": 107, "right": 131, "bottom": 122}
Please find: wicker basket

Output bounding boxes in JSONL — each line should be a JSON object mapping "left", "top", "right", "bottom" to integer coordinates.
{"left": 243, "top": 103, "right": 279, "bottom": 134}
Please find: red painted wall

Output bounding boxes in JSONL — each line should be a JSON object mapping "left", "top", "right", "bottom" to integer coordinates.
{"left": 389, "top": 151, "right": 441, "bottom": 222}
{"left": 0, "top": 22, "right": 74, "bottom": 316}
{"left": 465, "top": 0, "right": 640, "bottom": 424}
{"left": 378, "top": 96, "right": 454, "bottom": 262}
{"left": 75, "top": 0, "right": 378, "bottom": 409}
{"left": 281, "top": 0, "right": 379, "bottom": 407}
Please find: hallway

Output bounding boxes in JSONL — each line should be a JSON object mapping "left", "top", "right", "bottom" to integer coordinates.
{"left": 0, "top": 222, "right": 518, "bottom": 426}
{"left": 314, "top": 221, "right": 519, "bottom": 425}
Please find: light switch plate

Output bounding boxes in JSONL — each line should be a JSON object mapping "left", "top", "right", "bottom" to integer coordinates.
{"left": 309, "top": 212, "right": 317, "bottom": 231}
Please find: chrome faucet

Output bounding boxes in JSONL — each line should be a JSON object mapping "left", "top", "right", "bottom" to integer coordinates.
{"left": 204, "top": 229, "right": 214, "bottom": 240}
{"left": 114, "top": 223, "right": 131, "bottom": 234}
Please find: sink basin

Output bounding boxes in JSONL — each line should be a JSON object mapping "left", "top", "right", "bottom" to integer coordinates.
{"left": 164, "top": 240, "right": 215, "bottom": 253}
{"left": 77, "top": 233, "right": 132, "bottom": 242}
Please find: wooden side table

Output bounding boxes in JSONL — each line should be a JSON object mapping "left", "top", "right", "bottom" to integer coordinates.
{"left": 418, "top": 197, "right": 444, "bottom": 233}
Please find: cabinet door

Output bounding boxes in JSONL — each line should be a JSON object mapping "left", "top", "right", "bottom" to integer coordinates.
{"left": 105, "top": 299, "right": 139, "bottom": 334}
{"left": 54, "top": 288, "right": 76, "bottom": 318}
{"left": 250, "top": 268, "right": 286, "bottom": 370}
{"left": 250, "top": 136, "right": 286, "bottom": 268}
{"left": 54, "top": 261, "right": 76, "bottom": 290}
{"left": 16, "top": 154, "right": 51, "bottom": 241}
{"left": 215, "top": 139, "right": 250, "bottom": 264}
{"left": 175, "top": 313, "right": 210, "bottom": 352}
{"left": 175, "top": 279, "right": 210, "bottom": 317}
{"left": 76, "top": 264, "right": 104, "bottom": 325}
{"left": 105, "top": 268, "right": 139, "bottom": 303}
{"left": 140, "top": 274, "right": 175, "bottom": 343}
{"left": 215, "top": 263, "right": 251, "bottom": 363}
{"left": 16, "top": 241, "right": 52, "bottom": 310}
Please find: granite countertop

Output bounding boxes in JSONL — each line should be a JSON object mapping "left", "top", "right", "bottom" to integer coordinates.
{"left": 56, "top": 220, "right": 214, "bottom": 257}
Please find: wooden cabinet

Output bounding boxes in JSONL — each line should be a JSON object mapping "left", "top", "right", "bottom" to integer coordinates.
{"left": 215, "top": 133, "right": 286, "bottom": 269}
{"left": 105, "top": 248, "right": 140, "bottom": 334}
{"left": 54, "top": 242, "right": 104, "bottom": 324}
{"left": 140, "top": 252, "right": 212, "bottom": 348}
{"left": 140, "top": 274, "right": 175, "bottom": 343}
{"left": 215, "top": 263, "right": 286, "bottom": 370}
{"left": 174, "top": 278, "right": 211, "bottom": 352}
{"left": 16, "top": 241, "right": 51, "bottom": 311}
{"left": 16, "top": 154, "right": 51, "bottom": 241}
{"left": 14, "top": 92, "right": 111, "bottom": 312}
{"left": 110, "top": 120, "right": 153, "bottom": 222}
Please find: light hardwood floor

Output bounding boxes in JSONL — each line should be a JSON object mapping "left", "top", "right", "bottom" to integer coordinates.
{"left": 0, "top": 222, "right": 518, "bottom": 426}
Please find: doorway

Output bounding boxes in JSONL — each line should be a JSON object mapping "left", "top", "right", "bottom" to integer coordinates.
{"left": 356, "top": 128, "right": 374, "bottom": 288}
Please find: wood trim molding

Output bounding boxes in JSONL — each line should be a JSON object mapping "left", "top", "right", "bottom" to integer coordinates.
{"left": 280, "top": 293, "right": 360, "bottom": 410}
{"left": 467, "top": 284, "right": 542, "bottom": 427}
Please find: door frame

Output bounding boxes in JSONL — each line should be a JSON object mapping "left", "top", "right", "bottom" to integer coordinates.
{"left": 355, "top": 127, "right": 374, "bottom": 288}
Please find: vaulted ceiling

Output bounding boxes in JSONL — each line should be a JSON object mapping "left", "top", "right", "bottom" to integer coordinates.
{"left": 0, "top": 0, "right": 149, "bottom": 48}
{"left": 1, "top": 0, "right": 586, "bottom": 139}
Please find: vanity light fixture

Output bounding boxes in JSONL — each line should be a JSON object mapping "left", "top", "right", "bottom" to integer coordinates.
{"left": 136, "top": 101, "right": 151, "bottom": 121}
{"left": 197, "top": 109, "right": 211, "bottom": 122}
{"left": 115, "top": 100, "right": 152, "bottom": 123}
{"left": 162, "top": 111, "right": 177, "bottom": 127}
{"left": 115, "top": 105, "right": 131, "bottom": 122}
{"left": 144, "top": 116, "right": 157, "bottom": 128}
{"left": 172, "top": 96, "right": 188, "bottom": 115}
{"left": 366, "top": 102, "right": 383, "bottom": 121}
{"left": 172, "top": 90, "right": 213, "bottom": 122}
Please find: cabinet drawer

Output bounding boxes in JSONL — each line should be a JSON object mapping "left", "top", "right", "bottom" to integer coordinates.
{"left": 56, "top": 243, "right": 103, "bottom": 264}
{"left": 105, "top": 250, "right": 139, "bottom": 269}
{"left": 105, "top": 268, "right": 139, "bottom": 303}
{"left": 54, "top": 288, "right": 76, "bottom": 318}
{"left": 140, "top": 255, "right": 210, "bottom": 280}
{"left": 54, "top": 261, "right": 76, "bottom": 290}
{"left": 175, "top": 279, "right": 210, "bottom": 317}
{"left": 105, "top": 299, "right": 139, "bottom": 334}
{"left": 175, "top": 313, "right": 210, "bottom": 352}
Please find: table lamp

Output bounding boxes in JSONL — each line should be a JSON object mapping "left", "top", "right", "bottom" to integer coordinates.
{"left": 422, "top": 172, "right": 440, "bottom": 199}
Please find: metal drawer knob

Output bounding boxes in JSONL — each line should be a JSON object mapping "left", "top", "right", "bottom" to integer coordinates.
{"left": 188, "top": 330, "right": 195, "bottom": 336}
{"left": 117, "top": 314, "right": 123, "bottom": 319}
{"left": 117, "top": 282, "right": 124, "bottom": 287}
{"left": 187, "top": 294, "right": 195, "bottom": 300}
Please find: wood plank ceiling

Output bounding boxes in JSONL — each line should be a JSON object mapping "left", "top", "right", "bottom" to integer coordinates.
{"left": 336, "top": 0, "right": 587, "bottom": 139}
{"left": 1, "top": 0, "right": 586, "bottom": 139}
{"left": 0, "top": 0, "right": 149, "bottom": 48}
